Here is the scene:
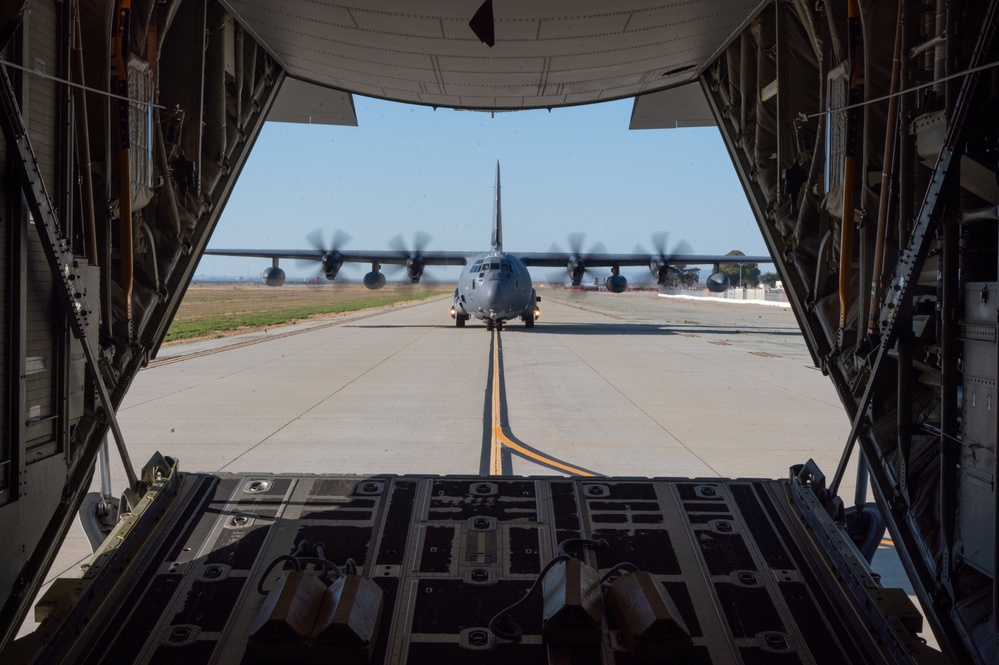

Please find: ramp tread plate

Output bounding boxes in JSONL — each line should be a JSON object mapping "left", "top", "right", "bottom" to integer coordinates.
{"left": 46, "top": 475, "right": 889, "bottom": 664}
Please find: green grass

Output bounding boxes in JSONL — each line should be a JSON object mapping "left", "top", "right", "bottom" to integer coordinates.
{"left": 163, "top": 290, "right": 449, "bottom": 343}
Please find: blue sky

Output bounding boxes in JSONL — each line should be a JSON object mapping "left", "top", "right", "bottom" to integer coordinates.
{"left": 198, "top": 95, "right": 768, "bottom": 281}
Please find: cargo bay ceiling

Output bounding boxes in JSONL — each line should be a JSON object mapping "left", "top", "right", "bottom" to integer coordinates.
{"left": 221, "top": 0, "right": 768, "bottom": 110}
{"left": 2, "top": 1, "right": 999, "bottom": 664}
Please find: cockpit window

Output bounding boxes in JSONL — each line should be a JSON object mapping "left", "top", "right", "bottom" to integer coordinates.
{"left": 477, "top": 260, "right": 514, "bottom": 273}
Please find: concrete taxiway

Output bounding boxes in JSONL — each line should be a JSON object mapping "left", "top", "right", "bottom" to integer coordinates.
{"left": 24, "top": 288, "right": 915, "bottom": 641}
{"left": 108, "top": 289, "right": 857, "bottom": 486}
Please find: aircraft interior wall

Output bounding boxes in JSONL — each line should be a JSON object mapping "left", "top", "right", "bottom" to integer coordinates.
{"left": 0, "top": 0, "right": 284, "bottom": 644}
{"left": 702, "top": 2, "right": 998, "bottom": 662}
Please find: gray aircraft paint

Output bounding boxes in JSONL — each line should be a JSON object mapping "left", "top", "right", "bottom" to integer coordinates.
{"left": 451, "top": 163, "right": 537, "bottom": 329}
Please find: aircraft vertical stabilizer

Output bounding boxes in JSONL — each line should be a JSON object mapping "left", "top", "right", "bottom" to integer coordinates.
{"left": 492, "top": 161, "right": 502, "bottom": 251}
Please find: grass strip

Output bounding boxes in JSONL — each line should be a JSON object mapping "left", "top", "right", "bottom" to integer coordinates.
{"left": 164, "top": 290, "right": 449, "bottom": 343}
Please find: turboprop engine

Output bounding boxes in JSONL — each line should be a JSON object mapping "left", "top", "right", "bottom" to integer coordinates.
{"left": 321, "top": 252, "right": 344, "bottom": 280}
{"left": 389, "top": 231, "right": 432, "bottom": 284}
{"left": 567, "top": 257, "right": 586, "bottom": 285}
{"left": 406, "top": 256, "right": 426, "bottom": 283}
{"left": 649, "top": 257, "right": 670, "bottom": 284}
{"left": 305, "top": 229, "right": 351, "bottom": 282}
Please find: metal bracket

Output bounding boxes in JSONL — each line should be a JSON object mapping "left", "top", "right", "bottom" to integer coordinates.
{"left": 0, "top": 61, "right": 137, "bottom": 489}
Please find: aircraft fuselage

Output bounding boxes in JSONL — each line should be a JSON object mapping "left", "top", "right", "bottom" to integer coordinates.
{"left": 452, "top": 251, "right": 537, "bottom": 327}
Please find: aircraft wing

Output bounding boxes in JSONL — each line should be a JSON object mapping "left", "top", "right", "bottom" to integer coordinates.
{"left": 204, "top": 248, "right": 470, "bottom": 266}
{"left": 513, "top": 252, "right": 772, "bottom": 268}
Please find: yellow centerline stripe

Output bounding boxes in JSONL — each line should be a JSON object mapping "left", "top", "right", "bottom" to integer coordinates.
{"left": 495, "top": 429, "right": 595, "bottom": 477}
{"left": 489, "top": 329, "right": 595, "bottom": 477}
{"left": 490, "top": 328, "right": 504, "bottom": 475}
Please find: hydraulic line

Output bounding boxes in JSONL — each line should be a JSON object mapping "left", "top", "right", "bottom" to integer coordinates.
{"left": 867, "top": 1, "right": 905, "bottom": 339}
{"left": 71, "top": 0, "right": 98, "bottom": 266}
{"left": 113, "top": 0, "right": 134, "bottom": 324}
{"left": 837, "top": 0, "right": 863, "bottom": 343}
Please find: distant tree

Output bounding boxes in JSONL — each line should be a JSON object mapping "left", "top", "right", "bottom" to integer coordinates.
{"left": 719, "top": 250, "right": 760, "bottom": 287}
{"left": 663, "top": 265, "right": 700, "bottom": 288}
{"left": 759, "top": 271, "right": 779, "bottom": 288}
{"left": 662, "top": 266, "right": 681, "bottom": 288}
{"left": 679, "top": 266, "right": 700, "bottom": 288}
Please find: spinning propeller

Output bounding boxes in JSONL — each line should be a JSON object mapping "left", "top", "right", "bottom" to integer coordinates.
{"left": 299, "top": 229, "right": 352, "bottom": 282}
{"left": 386, "top": 231, "right": 435, "bottom": 283}
{"left": 547, "top": 232, "right": 608, "bottom": 287}
{"left": 634, "top": 232, "right": 694, "bottom": 285}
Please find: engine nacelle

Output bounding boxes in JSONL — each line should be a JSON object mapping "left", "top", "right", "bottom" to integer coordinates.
{"left": 706, "top": 272, "right": 730, "bottom": 293}
{"left": 406, "top": 256, "right": 425, "bottom": 283}
{"left": 604, "top": 273, "right": 628, "bottom": 293}
{"left": 363, "top": 270, "right": 386, "bottom": 290}
{"left": 260, "top": 266, "right": 286, "bottom": 287}
{"left": 321, "top": 252, "right": 343, "bottom": 280}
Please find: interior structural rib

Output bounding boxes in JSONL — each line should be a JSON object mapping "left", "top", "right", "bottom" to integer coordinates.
{"left": 701, "top": 3, "right": 998, "bottom": 662}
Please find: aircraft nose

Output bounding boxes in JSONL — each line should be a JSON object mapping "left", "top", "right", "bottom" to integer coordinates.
{"left": 479, "top": 280, "right": 519, "bottom": 318}
{"left": 479, "top": 280, "right": 499, "bottom": 305}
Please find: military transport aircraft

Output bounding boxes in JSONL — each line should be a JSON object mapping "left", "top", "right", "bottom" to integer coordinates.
{"left": 205, "top": 163, "right": 770, "bottom": 330}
